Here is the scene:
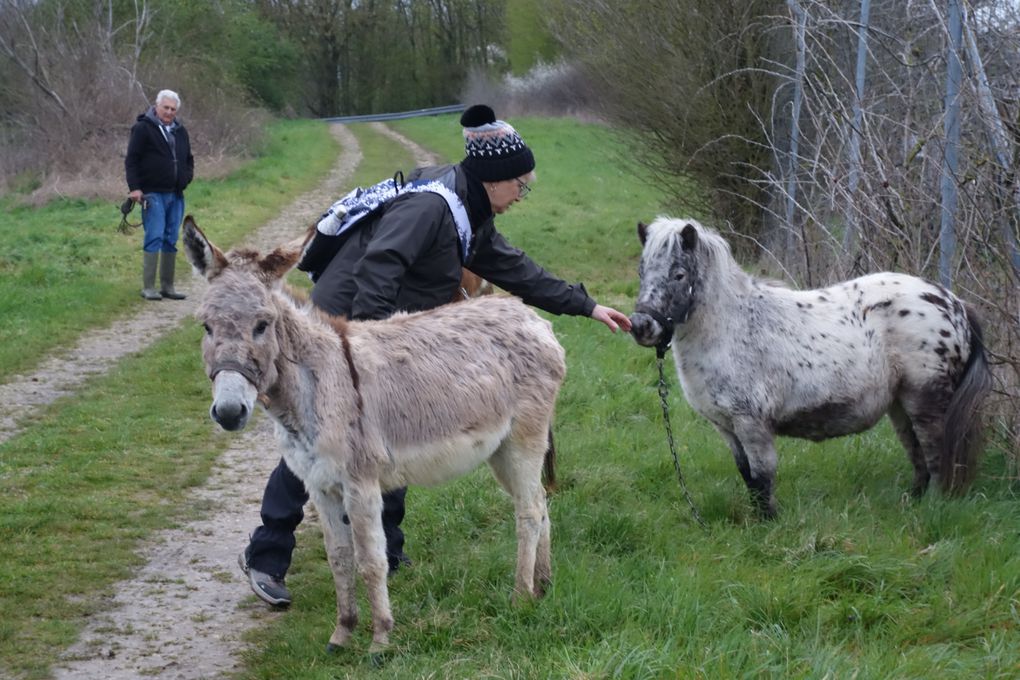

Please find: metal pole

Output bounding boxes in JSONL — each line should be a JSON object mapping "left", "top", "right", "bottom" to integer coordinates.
{"left": 961, "top": 6, "right": 1020, "bottom": 280}
{"left": 785, "top": 0, "right": 807, "bottom": 255}
{"left": 844, "top": 0, "right": 872, "bottom": 259}
{"left": 939, "top": 0, "right": 963, "bottom": 288}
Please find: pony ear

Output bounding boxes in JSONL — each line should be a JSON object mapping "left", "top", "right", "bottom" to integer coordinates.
{"left": 182, "top": 215, "right": 229, "bottom": 280}
{"left": 680, "top": 223, "right": 699, "bottom": 252}
{"left": 637, "top": 221, "right": 649, "bottom": 245}
{"left": 258, "top": 228, "right": 314, "bottom": 282}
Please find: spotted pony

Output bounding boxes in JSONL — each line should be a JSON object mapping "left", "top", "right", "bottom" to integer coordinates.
{"left": 629, "top": 217, "right": 991, "bottom": 518}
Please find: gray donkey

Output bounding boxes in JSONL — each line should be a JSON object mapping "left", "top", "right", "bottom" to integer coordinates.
{"left": 630, "top": 217, "right": 991, "bottom": 518}
{"left": 182, "top": 216, "right": 565, "bottom": 654}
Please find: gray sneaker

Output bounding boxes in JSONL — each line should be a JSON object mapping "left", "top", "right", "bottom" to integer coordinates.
{"left": 238, "top": 551, "right": 292, "bottom": 607}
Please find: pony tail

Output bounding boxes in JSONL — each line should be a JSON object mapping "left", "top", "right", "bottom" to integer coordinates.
{"left": 940, "top": 307, "right": 992, "bottom": 494}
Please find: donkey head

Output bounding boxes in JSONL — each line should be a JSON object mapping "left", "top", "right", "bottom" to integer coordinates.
{"left": 182, "top": 216, "right": 309, "bottom": 431}
{"left": 630, "top": 218, "right": 702, "bottom": 349}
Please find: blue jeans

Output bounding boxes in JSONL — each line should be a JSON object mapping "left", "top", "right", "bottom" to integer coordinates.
{"left": 142, "top": 191, "right": 185, "bottom": 253}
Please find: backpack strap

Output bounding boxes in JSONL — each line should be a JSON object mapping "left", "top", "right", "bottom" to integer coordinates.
{"left": 315, "top": 167, "right": 473, "bottom": 261}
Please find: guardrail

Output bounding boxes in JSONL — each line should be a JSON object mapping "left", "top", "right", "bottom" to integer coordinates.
{"left": 321, "top": 104, "right": 465, "bottom": 124}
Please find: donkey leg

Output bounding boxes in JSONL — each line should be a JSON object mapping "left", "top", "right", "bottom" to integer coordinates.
{"left": 488, "top": 437, "right": 548, "bottom": 600}
{"left": 310, "top": 490, "right": 359, "bottom": 651}
{"left": 732, "top": 423, "right": 779, "bottom": 519}
{"left": 534, "top": 503, "right": 552, "bottom": 597}
{"left": 888, "top": 401, "right": 930, "bottom": 497}
{"left": 345, "top": 479, "right": 393, "bottom": 652}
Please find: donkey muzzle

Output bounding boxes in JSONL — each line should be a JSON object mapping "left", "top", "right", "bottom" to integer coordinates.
{"left": 209, "top": 370, "right": 258, "bottom": 431}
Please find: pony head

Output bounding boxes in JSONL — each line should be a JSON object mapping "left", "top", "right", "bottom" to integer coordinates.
{"left": 630, "top": 217, "right": 704, "bottom": 349}
{"left": 182, "top": 216, "right": 310, "bottom": 431}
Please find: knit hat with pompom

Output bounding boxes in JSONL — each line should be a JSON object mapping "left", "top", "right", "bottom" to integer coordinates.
{"left": 460, "top": 104, "right": 535, "bottom": 182}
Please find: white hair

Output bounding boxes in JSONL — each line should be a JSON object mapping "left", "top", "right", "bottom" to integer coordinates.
{"left": 155, "top": 89, "right": 181, "bottom": 107}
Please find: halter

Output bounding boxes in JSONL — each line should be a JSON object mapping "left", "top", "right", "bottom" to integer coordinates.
{"left": 208, "top": 360, "right": 262, "bottom": 388}
{"left": 117, "top": 197, "right": 144, "bottom": 233}
{"left": 645, "top": 309, "right": 675, "bottom": 359}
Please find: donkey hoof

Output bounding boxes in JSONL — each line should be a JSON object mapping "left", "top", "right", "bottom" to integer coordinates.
{"left": 325, "top": 642, "right": 343, "bottom": 655}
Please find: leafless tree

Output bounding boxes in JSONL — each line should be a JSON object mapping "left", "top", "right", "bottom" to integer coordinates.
{"left": 554, "top": 0, "right": 1020, "bottom": 462}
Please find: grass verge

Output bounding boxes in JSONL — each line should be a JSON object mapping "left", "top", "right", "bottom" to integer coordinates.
{"left": 0, "top": 120, "right": 339, "bottom": 383}
{"left": 2, "top": 116, "right": 1018, "bottom": 679}
{"left": 235, "top": 115, "right": 1020, "bottom": 678}
{"left": 0, "top": 119, "right": 345, "bottom": 679}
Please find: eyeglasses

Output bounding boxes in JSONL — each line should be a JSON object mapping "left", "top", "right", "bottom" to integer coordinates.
{"left": 515, "top": 178, "right": 531, "bottom": 198}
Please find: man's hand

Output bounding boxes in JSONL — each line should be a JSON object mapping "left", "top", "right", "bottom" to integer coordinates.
{"left": 129, "top": 189, "right": 143, "bottom": 204}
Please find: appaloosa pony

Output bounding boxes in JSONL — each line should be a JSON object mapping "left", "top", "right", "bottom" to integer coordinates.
{"left": 629, "top": 217, "right": 991, "bottom": 518}
{"left": 182, "top": 216, "right": 565, "bottom": 653}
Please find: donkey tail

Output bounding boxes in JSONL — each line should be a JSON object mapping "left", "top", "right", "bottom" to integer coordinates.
{"left": 940, "top": 306, "right": 992, "bottom": 494}
{"left": 542, "top": 428, "right": 557, "bottom": 494}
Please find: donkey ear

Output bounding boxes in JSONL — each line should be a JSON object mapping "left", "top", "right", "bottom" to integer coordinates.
{"left": 637, "top": 221, "right": 649, "bottom": 245}
{"left": 258, "top": 228, "right": 314, "bottom": 283}
{"left": 680, "top": 223, "right": 699, "bottom": 252}
{"left": 182, "top": 215, "right": 228, "bottom": 280}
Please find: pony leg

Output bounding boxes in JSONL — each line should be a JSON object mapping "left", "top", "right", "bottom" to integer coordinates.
{"left": 344, "top": 479, "right": 393, "bottom": 652}
{"left": 731, "top": 423, "right": 779, "bottom": 519}
{"left": 310, "top": 490, "right": 359, "bottom": 651}
{"left": 888, "top": 401, "right": 930, "bottom": 496}
{"left": 718, "top": 428, "right": 755, "bottom": 489}
{"left": 488, "top": 436, "right": 549, "bottom": 600}
{"left": 897, "top": 392, "right": 950, "bottom": 494}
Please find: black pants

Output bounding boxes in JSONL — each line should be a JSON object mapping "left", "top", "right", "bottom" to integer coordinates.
{"left": 246, "top": 457, "right": 407, "bottom": 578}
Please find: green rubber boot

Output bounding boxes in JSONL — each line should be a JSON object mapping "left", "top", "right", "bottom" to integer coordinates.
{"left": 141, "top": 252, "right": 161, "bottom": 300}
{"left": 159, "top": 252, "right": 187, "bottom": 300}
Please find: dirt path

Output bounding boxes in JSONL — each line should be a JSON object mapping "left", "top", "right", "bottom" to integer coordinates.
{"left": 11, "top": 123, "right": 367, "bottom": 680}
{"left": 1, "top": 120, "right": 445, "bottom": 680}
{"left": 369, "top": 121, "right": 442, "bottom": 167}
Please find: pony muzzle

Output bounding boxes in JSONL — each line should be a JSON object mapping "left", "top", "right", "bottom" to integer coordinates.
{"left": 630, "top": 308, "right": 674, "bottom": 351}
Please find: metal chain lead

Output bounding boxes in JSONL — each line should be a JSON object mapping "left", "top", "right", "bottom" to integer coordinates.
{"left": 656, "top": 354, "right": 707, "bottom": 529}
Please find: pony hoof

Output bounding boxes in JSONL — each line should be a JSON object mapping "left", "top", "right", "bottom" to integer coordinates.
{"left": 325, "top": 643, "right": 343, "bottom": 655}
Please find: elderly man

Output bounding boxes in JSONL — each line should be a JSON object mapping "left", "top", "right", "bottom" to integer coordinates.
{"left": 125, "top": 89, "right": 195, "bottom": 300}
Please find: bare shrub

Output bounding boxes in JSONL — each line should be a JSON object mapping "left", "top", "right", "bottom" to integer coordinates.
{"left": 0, "top": 0, "right": 266, "bottom": 203}
{"left": 460, "top": 59, "right": 602, "bottom": 121}
{"left": 555, "top": 0, "right": 1019, "bottom": 466}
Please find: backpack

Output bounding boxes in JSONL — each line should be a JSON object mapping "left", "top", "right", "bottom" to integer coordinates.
{"left": 297, "top": 168, "right": 472, "bottom": 281}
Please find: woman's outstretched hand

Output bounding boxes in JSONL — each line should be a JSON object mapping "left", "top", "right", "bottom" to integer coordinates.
{"left": 591, "top": 304, "right": 633, "bottom": 333}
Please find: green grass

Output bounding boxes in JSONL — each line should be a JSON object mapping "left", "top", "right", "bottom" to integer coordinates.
{"left": 0, "top": 119, "right": 339, "bottom": 383}
{"left": 0, "top": 119, "right": 341, "bottom": 679}
{"left": 2, "top": 115, "right": 1019, "bottom": 679}
{"left": 237, "top": 116, "right": 1020, "bottom": 678}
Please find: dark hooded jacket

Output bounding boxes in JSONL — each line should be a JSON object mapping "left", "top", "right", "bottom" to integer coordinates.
{"left": 125, "top": 107, "right": 194, "bottom": 194}
{"left": 309, "top": 163, "right": 596, "bottom": 321}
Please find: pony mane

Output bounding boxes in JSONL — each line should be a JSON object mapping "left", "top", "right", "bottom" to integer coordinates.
{"left": 647, "top": 217, "right": 751, "bottom": 296}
